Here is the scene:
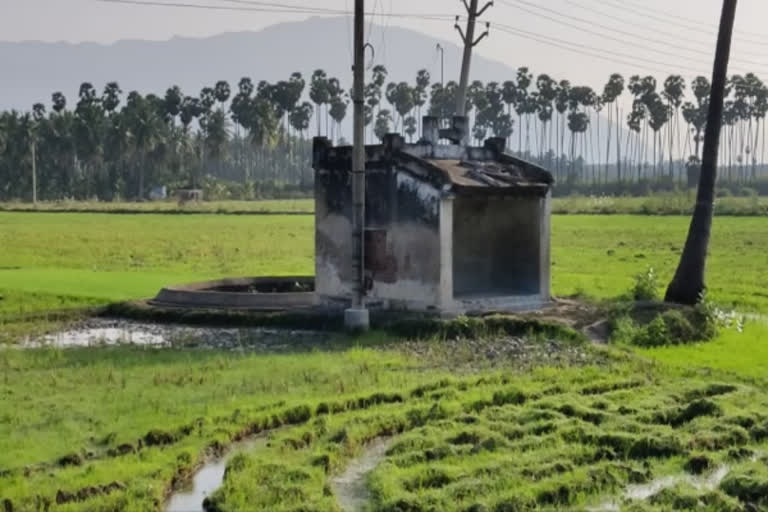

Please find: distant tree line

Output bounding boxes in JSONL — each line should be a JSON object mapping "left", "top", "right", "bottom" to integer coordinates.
{"left": 2, "top": 65, "right": 768, "bottom": 201}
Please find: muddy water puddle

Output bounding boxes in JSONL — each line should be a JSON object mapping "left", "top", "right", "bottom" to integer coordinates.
{"left": 166, "top": 437, "right": 266, "bottom": 512}
{"left": 332, "top": 438, "right": 393, "bottom": 512}
{"left": 588, "top": 465, "right": 730, "bottom": 511}
{"left": 19, "top": 319, "right": 326, "bottom": 350}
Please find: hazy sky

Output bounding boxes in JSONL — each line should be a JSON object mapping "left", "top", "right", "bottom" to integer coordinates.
{"left": 3, "top": 0, "right": 768, "bottom": 88}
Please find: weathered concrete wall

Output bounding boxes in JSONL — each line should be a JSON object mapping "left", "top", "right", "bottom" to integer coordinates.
{"left": 367, "top": 172, "right": 441, "bottom": 309}
{"left": 315, "top": 167, "right": 355, "bottom": 301}
{"left": 452, "top": 196, "right": 542, "bottom": 298}
{"left": 315, "top": 163, "right": 443, "bottom": 310}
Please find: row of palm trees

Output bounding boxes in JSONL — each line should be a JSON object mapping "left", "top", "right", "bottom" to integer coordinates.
{"left": 441, "top": 70, "right": 767, "bottom": 188}
{"left": 2, "top": 64, "right": 768, "bottom": 201}
{"left": 0, "top": 75, "right": 319, "bottom": 201}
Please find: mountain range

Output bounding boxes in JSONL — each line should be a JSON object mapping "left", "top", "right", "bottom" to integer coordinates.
{"left": 0, "top": 16, "right": 629, "bottom": 160}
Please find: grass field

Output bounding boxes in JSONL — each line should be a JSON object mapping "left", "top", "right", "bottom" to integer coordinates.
{"left": 0, "top": 199, "right": 315, "bottom": 214}
{"left": 4, "top": 194, "right": 768, "bottom": 216}
{"left": 2, "top": 209, "right": 768, "bottom": 511}
{"left": 552, "top": 193, "right": 768, "bottom": 216}
{"left": 3, "top": 211, "right": 768, "bottom": 323}
{"left": 2, "top": 343, "right": 767, "bottom": 511}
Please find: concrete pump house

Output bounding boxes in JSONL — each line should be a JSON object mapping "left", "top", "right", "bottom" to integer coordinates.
{"left": 313, "top": 116, "right": 554, "bottom": 315}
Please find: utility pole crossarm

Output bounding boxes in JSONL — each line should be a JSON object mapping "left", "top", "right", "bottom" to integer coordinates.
{"left": 477, "top": 1, "right": 494, "bottom": 17}
{"left": 454, "top": 17, "right": 467, "bottom": 43}
{"left": 473, "top": 22, "right": 490, "bottom": 47}
{"left": 454, "top": 0, "right": 493, "bottom": 119}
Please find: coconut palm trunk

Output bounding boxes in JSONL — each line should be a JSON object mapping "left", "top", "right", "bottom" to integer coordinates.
{"left": 665, "top": 0, "right": 737, "bottom": 305}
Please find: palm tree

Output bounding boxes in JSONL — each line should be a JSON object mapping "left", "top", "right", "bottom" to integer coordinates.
{"left": 566, "top": 86, "right": 595, "bottom": 181}
{"left": 48, "top": 92, "right": 75, "bottom": 197}
{"left": 682, "top": 77, "right": 711, "bottom": 165}
{"left": 468, "top": 81, "right": 488, "bottom": 144}
{"left": 567, "top": 111, "right": 589, "bottom": 181}
{"left": 386, "top": 82, "right": 415, "bottom": 134}
{"left": 374, "top": 110, "right": 392, "bottom": 141}
{"left": 554, "top": 80, "right": 570, "bottom": 179}
{"left": 309, "top": 70, "right": 330, "bottom": 136}
{"left": 516, "top": 67, "right": 533, "bottom": 155}
{"left": 214, "top": 81, "right": 231, "bottom": 107}
{"left": 666, "top": 0, "right": 738, "bottom": 305}
{"left": 663, "top": 75, "right": 686, "bottom": 179}
{"left": 748, "top": 77, "right": 768, "bottom": 180}
{"left": 102, "top": 82, "right": 122, "bottom": 116}
{"left": 329, "top": 92, "right": 349, "bottom": 143}
{"left": 647, "top": 93, "right": 670, "bottom": 178}
{"left": 535, "top": 74, "right": 557, "bottom": 164}
{"left": 404, "top": 116, "right": 417, "bottom": 142}
{"left": 484, "top": 82, "right": 512, "bottom": 141}
{"left": 199, "top": 87, "right": 216, "bottom": 112}
{"left": 52, "top": 92, "right": 67, "bottom": 114}
{"left": 413, "top": 69, "right": 431, "bottom": 132}
{"left": 289, "top": 101, "right": 314, "bottom": 184}
{"left": 123, "top": 92, "right": 165, "bottom": 200}
{"left": 602, "top": 74, "right": 625, "bottom": 183}
{"left": 163, "top": 86, "right": 183, "bottom": 124}
{"left": 73, "top": 82, "right": 105, "bottom": 196}
{"left": 501, "top": 80, "right": 517, "bottom": 149}
{"left": 203, "top": 109, "right": 229, "bottom": 163}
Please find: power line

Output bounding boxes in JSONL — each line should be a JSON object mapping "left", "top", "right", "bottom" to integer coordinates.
{"left": 492, "top": 23, "right": 768, "bottom": 96}
{"left": 557, "top": 0, "right": 713, "bottom": 49}
{"left": 491, "top": 23, "right": 675, "bottom": 76}
{"left": 492, "top": 21, "right": 709, "bottom": 76}
{"left": 606, "top": 0, "right": 768, "bottom": 40}
{"left": 97, "top": 0, "right": 456, "bottom": 21}
{"left": 97, "top": 0, "right": 346, "bottom": 14}
{"left": 495, "top": 0, "right": 768, "bottom": 74}
{"left": 366, "top": 0, "right": 379, "bottom": 46}
{"left": 213, "top": 0, "right": 344, "bottom": 13}
{"left": 590, "top": 0, "right": 768, "bottom": 48}
{"left": 561, "top": 0, "right": 768, "bottom": 59}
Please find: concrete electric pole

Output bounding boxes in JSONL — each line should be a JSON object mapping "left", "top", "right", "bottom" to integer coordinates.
{"left": 345, "top": 0, "right": 370, "bottom": 330}
{"left": 31, "top": 141, "right": 37, "bottom": 206}
{"left": 436, "top": 43, "right": 445, "bottom": 87}
{"left": 454, "top": 0, "right": 492, "bottom": 117}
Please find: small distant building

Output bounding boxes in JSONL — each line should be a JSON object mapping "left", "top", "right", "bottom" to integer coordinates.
{"left": 313, "top": 116, "right": 554, "bottom": 315}
{"left": 149, "top": 186, "right": 168, "bottom": 201}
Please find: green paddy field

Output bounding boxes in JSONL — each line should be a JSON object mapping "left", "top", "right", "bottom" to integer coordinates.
{"left": 1, "top": 207, "right": 768, "bottom": 512}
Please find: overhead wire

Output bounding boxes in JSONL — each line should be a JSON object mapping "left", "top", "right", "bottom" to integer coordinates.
{"left": 558, "top": 0, "right": 761, "bottom": 56}
{"left": 96, "top": 0, "right": 768, "bottom": 91}
{"left": 366, "top": 0, "right": 379, "bottom": 46}
{"left": 96, "top": 0, "right": 456, "bottom": 21}
{"left": 495, "top": 0, "right": 768, "bottom": 74}
{"left": 380, "top": 0, "right": 393, "bottom": 68}
{"left": 491, "top": 22, "right": 768, "bottom": 96}
{"left": 491, "top": 21, "right": 709, "bottom": 76}
{"left": 589, "top": 0, "right": 768, "bottom": 48}
{"left": 614, "top": 0, "right": 768, "bottom": 40}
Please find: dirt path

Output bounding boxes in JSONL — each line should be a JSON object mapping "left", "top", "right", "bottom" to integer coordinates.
{"left": 331, "top": 439, "right": 393, "bottom": 512}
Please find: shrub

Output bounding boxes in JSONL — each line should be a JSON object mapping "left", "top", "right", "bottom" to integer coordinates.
{"left": 738, "top": 186, "right": 758, "bottom": 198}
{"left": 716, "top": 187, "right": 733, "bottom": 198}
{"left": 609, "top": 315, "right": 638, "bottom": 345}
{"left": 632, "top": 315, "right": 670, "bottom": 347}
{"left": 658, "top": 310, "right": 697, "bottom": 344}
{"left": 721, "top": 469, "right": 768, "bottom": 504}
{"left": 685, "top": 454, "right": 712, "bottom": 475}
{"left": 632, "top": 267, "right": 660, "bottom": 301}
